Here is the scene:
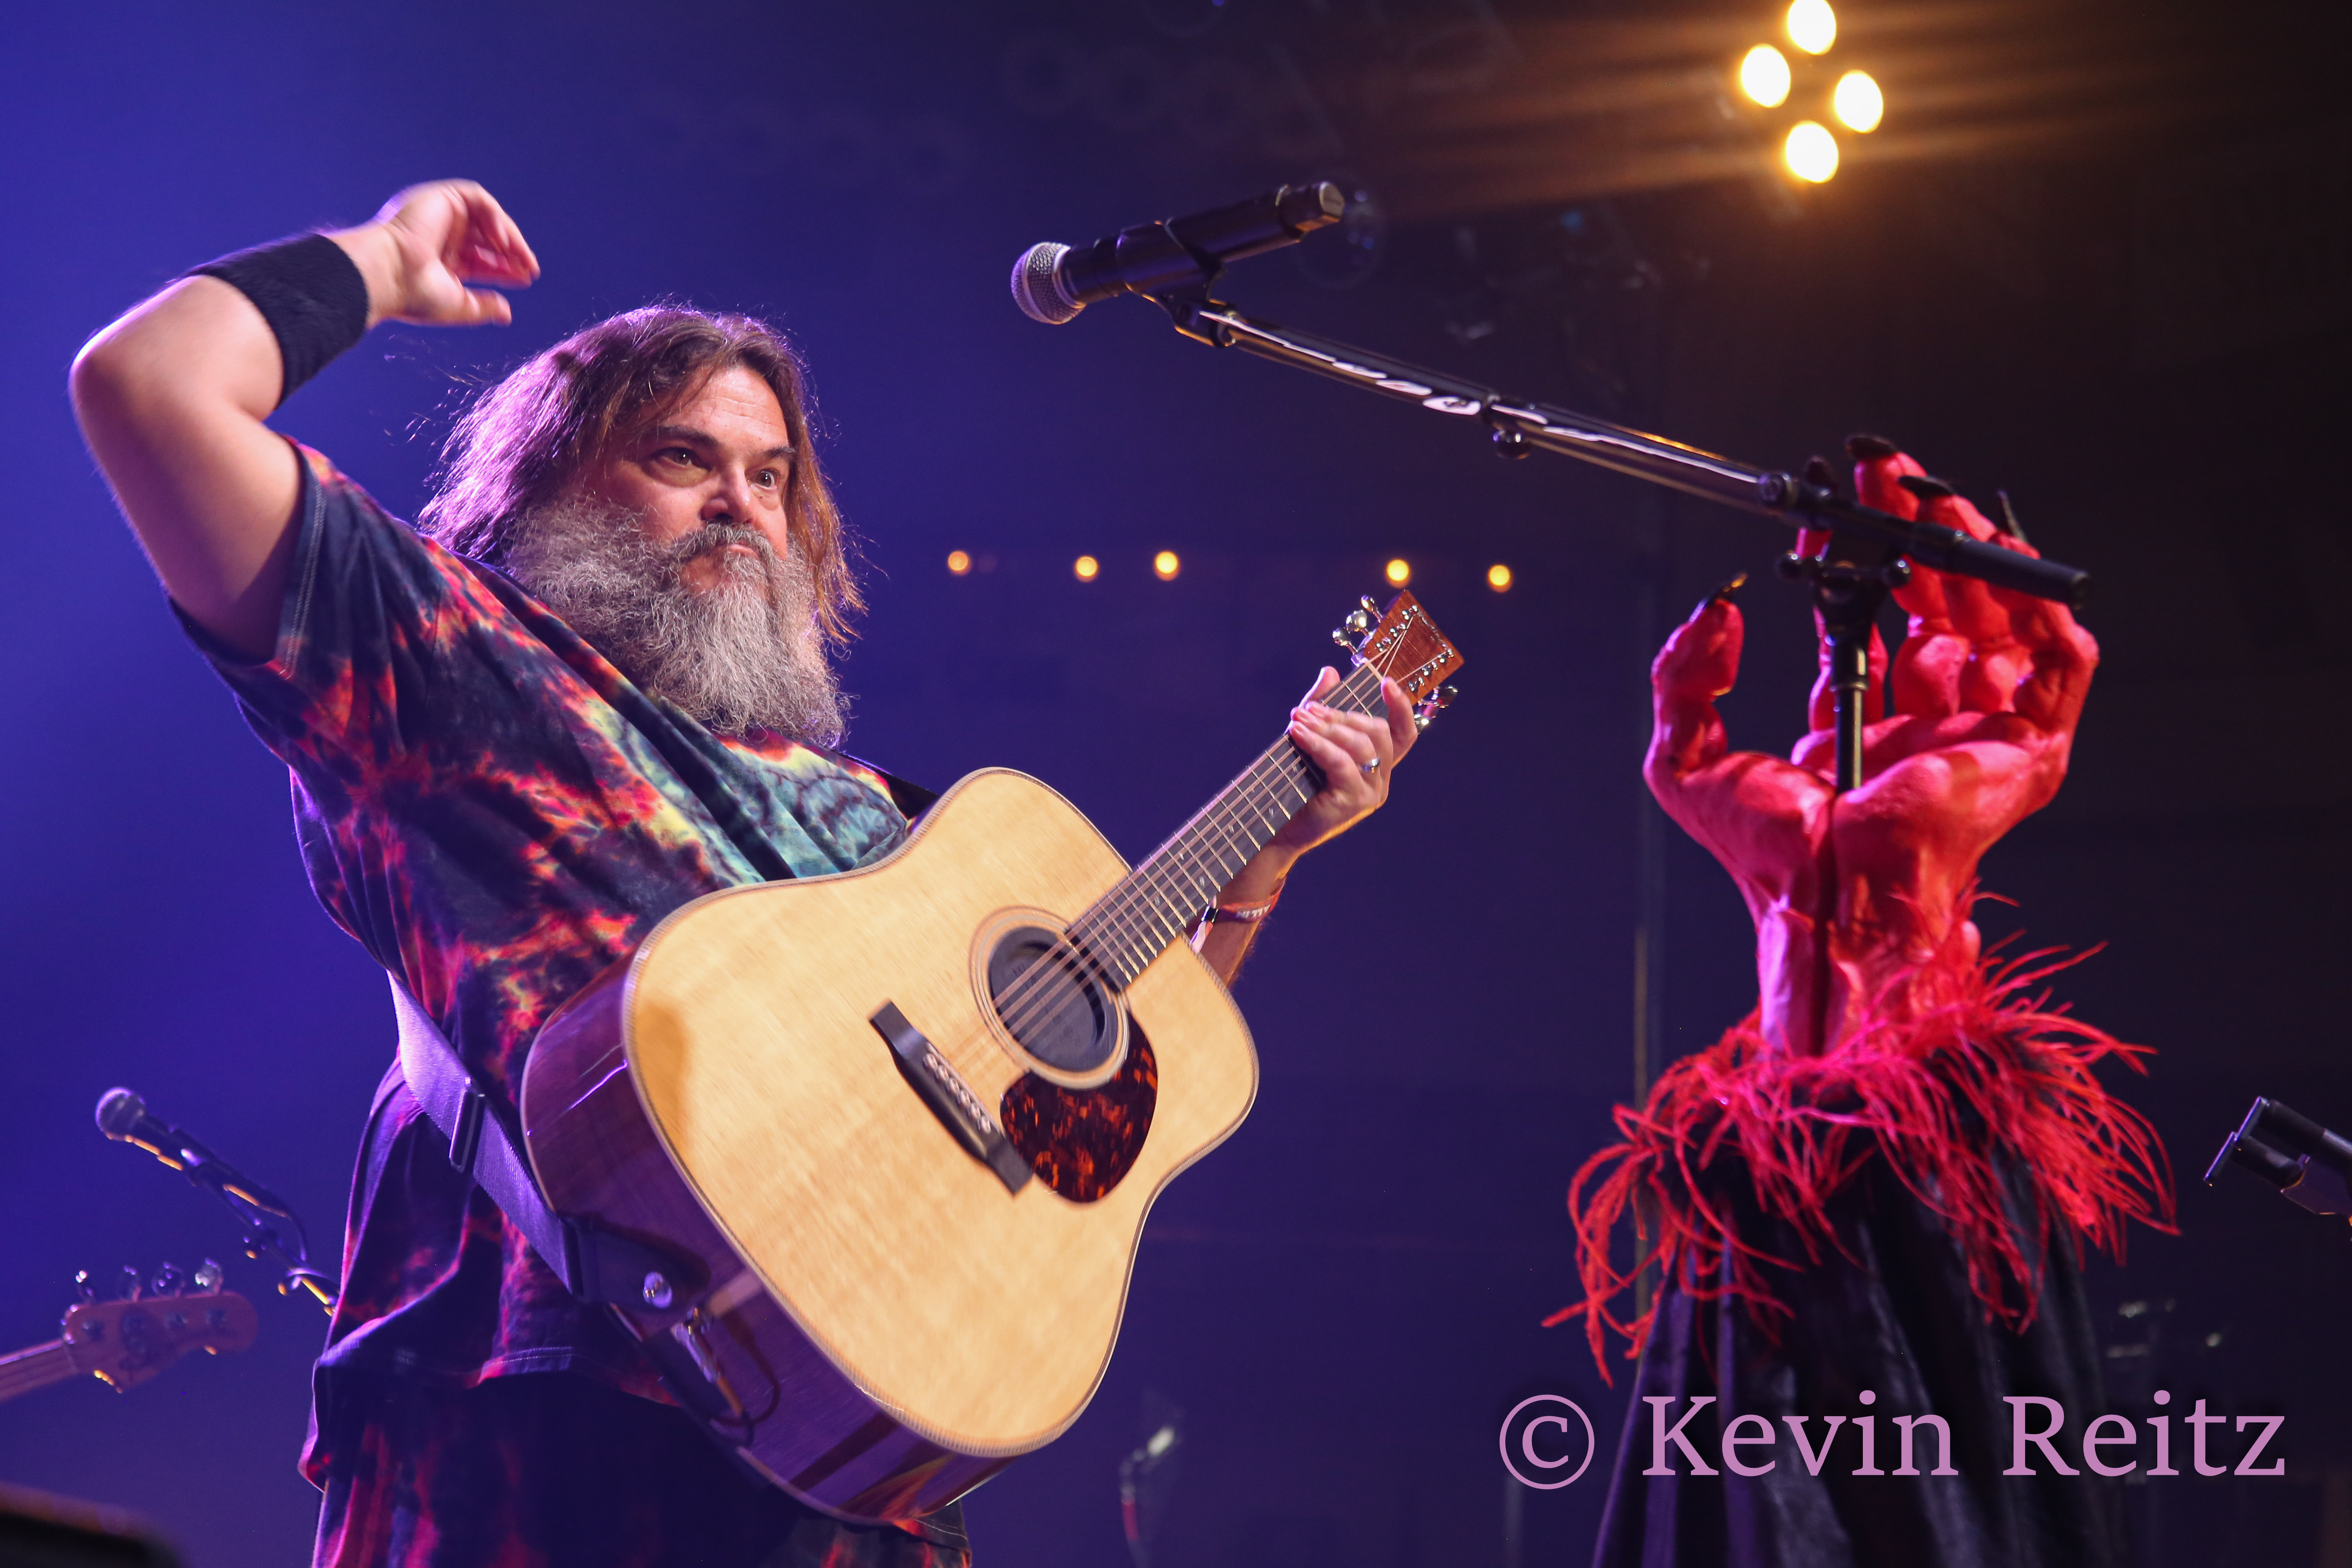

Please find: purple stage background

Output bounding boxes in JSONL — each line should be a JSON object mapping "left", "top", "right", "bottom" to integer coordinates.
{"left": 2, "top": 1, "right": 2348, "bottom": 1563}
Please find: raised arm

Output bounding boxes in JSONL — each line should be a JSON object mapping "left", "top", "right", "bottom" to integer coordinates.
{"left": 70, "top": 181, "right": 538, "bottom": 658}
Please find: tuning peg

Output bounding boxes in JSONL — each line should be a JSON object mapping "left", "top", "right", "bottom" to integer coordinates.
{"left": 115, "top": 1265, "right": 142, "bottom": 1301}
{"left": 1412, "top": 683, "right": 1459, "bottom": 733}
{"left": 1343, "top": 609, "right": 1373, "bottom": 636}
{"left": 193, "top": 1260, "right": 225, "bottom": 1293}
{"left": 74, "top": 1270, "right": 98, "bottom": 1302}
{"left": 1359, "top": 595, "right": 1379, "bottom": 614}
{"left": 1330, "top": 627, "right": 1352, "bottom": 649}
{"left": 152, "top": 1263, "right": 186, "bottom": 1298}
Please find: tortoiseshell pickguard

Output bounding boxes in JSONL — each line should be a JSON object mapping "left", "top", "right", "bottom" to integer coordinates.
{"left": 999, "top": 1031, "right": 1158, "bottom": 1202}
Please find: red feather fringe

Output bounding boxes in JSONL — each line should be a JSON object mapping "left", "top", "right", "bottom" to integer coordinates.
{"left": 1549, "top": 939, "right": 2175, "bottom": 1381}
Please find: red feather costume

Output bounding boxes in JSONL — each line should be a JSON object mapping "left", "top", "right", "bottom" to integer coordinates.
{"left": 1565, "top": 444, "right": 2172, "bottom": 1568}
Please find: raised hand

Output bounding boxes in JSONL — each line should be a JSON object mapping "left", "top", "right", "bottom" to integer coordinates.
{"left": 1645, "top": 445, "right": 2098, "bottom": 1054}
{"left": 75, "top": 180, "right": 539, "bottom": 660}
{"left": 329, "top": 180, "right": 539, "bottom": 330}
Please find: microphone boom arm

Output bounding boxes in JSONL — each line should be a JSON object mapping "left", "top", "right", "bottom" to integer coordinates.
{"left": 1153, "top": 294, "right": 2091, "bottom": 608}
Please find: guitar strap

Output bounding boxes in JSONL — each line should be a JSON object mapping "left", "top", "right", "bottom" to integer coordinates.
{"left": 389, "top": 977, "right": 689, "bottom": 1309}
{"left": 387, "top": 754, "right": 936, "bottom": 1310}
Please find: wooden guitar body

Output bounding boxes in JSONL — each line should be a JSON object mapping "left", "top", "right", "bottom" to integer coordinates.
{"left": 520, "top": 768, "right": 1261, "bottom": 1522}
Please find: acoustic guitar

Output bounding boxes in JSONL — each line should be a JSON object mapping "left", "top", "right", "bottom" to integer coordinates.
{"left": 0, "top": 1276, "right": 257, "bottom": 1405}
{"left": 519, "top": 589, "right": 1462, "bottom": 1522}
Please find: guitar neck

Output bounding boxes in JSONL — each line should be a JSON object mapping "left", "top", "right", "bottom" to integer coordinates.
{"left": 0, "top": 1339, "right": 77, "bottom": 1405}
{"left": 1073, "top": 661, "right": 1388, "bottom": 986}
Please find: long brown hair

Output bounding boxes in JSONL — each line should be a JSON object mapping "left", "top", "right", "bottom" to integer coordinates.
{"left": 418, "top": 306, "right": 862, "bottom": 647}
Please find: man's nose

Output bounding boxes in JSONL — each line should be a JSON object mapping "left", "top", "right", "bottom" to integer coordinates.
{"left": 702, "top": 468, "right": 756, "bottom": 525}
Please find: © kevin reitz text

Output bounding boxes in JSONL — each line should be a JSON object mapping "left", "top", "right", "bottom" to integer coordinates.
{"left": 1641, "top": 1391, "right": 2284, "bottom": 1478}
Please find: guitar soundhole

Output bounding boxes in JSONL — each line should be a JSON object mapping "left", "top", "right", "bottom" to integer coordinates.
{"left": 985, "top": 926, "right": 1119, "bottom": 1077}
{"left": 1000, "top": 1032, "right": 1157, "bottom": 1203}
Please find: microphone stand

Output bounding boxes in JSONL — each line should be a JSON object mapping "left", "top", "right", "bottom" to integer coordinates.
{"left": 195, "top": 1167, "right": 336, "bottom": 1315}
{"left": 1146, "top": 293, "right": 2093, "bottom": 795}
{"left": 114, "top": 1123, "right": 337, "bottom": 1313}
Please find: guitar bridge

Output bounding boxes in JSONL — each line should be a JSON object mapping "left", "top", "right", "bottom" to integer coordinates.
{"left": 870, "top": 1003, "right": 1032, "bottom": 1194}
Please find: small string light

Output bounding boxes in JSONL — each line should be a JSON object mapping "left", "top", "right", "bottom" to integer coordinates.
{"left": 1073, "top": 555, "right": 1100, "bottom": 582}
{"left": 1486, "top": 564, "right": 1513, "bottom": 591}
{"left": 1153, "top": 550, "right": 1181, "bottom": 581}
{"left": 1384, "top": 558, "right": 1412, "bottom": 587}
{"left": 946, "top": 550, "right": 972, "bottom": 576}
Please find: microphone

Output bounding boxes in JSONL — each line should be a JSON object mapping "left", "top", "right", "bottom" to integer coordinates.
{"left": 96, "top": 1087, "right": 296, "bottom": 1219}
{"left": 96, "top": 1087, "right": 188, "bottom": 1155}
{"left": 1011, "top": 181, "right": 1346, "bottom": 326}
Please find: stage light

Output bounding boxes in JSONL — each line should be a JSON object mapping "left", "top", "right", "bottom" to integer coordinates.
{"left": 946, "top": 550, "right": 972, "bottom": 576}
{"left": 1738, "top": 45, "right": 1792, "bottom": 108}
{"left": 1786, "top": 0, "right": 1835, "bottom": 55}
{"left": 1784, "top": 121, "right": 1839, "bottom": 182}
{"left": 1153, "top": 550, "right": 1181, "bottom": 580}
{"left": 1384, "top": 558, "right": 1412, "bottom": 587}
{"left": 1486, "top": 564, "right": 1513, "bottom": 592}
{"left": 1831, "top": 70, "right": 1882, "bottom": 132}
{"left": 1073, "top": 555, "right": 1100, "bottom": 581}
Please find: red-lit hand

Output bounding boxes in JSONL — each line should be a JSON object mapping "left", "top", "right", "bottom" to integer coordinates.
{"left": 1644, "top": 446, "right": 2098, "bottom": 1053}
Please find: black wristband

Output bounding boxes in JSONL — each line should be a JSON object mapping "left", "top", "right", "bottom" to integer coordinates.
{"left": 190, "top": 234, "right": 371, "bottom": 409}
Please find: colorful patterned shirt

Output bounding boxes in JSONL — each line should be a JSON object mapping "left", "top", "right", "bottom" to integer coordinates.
{"left": 181, "top": 445, "right": 931, "bottom": 1527}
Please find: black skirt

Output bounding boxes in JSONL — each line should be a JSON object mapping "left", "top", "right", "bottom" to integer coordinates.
{"left": 1591, "top": 1154, "right": 2125, "bottom": 1568}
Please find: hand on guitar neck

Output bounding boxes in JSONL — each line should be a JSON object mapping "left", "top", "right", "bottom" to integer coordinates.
{"left": 1197, "top": 665, "right": 1417, "bottom": 981}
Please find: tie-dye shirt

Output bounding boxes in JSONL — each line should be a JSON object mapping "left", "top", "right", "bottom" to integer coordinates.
{"left": 182, "top": 444, "right": 917, "bottom": 1452}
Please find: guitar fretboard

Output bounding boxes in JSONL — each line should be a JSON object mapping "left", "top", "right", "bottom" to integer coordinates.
{"left": 0, "top": 1339, "right": 75, "bottom": 1405}
{"left": 1070, "top": 660, "right": 1389, "bottom": 986}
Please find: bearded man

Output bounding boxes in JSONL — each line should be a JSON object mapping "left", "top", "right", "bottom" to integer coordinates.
{"left": 70, "top": 180, "right": 1413, "bottom": 1568}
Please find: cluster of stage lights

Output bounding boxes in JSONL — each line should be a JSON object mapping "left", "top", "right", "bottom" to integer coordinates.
{"left": 1738, "top": 0, "right": 1881, "bottom": 183}
{"left": 945, "top": 551, "right": 1518, "bottom": 593}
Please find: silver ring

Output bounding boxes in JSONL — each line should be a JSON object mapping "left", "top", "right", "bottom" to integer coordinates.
{"left": 1359, "top": 758, "right": 1381, "bottom": 777}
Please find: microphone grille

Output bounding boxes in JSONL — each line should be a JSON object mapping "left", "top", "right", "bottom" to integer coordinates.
{"left": 96, "top": 1087, "right": 147, "bottom": 1138}
{"left": 1010, "top": 243, "right": 1082, "bottom": 325}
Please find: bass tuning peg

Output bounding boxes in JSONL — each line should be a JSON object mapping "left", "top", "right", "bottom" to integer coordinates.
{"left": 74, "top": 1270, "right": 97, "bottom": 1302}
{"left": 193, "top": 1260, "right": 225, "bottom": 1293}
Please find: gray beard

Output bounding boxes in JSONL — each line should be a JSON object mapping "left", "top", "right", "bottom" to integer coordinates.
{"left": 500, "top": 496, "right": 847, "bottom": 746}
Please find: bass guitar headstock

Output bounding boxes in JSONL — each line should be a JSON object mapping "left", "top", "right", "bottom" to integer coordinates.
{"left": 1332, "top": 589, "right": 1463, "bottom": 730}
{"left": 61, "top": 1264, "right": 258, "bottom": 1391}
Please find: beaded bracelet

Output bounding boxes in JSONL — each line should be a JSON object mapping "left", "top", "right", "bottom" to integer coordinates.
{"left": 1205, "top": 888, "right": 1281, "bottom": 925}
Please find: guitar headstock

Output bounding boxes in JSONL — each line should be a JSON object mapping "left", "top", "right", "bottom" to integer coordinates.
{"left": 1332, "top": 589, "right": 1464, "bottom": 729}
{"left": 60, "top": 1288, "right": 257, "bottom": 1391}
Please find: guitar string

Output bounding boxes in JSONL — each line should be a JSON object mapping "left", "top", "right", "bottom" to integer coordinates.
{"left": 950, "top": 623, "right": 1429, "bottom": 1068}
{"left": 940, "top": 669, "right": 1380, "bottom": 1080}
{"left": 1081, "top": 660, "right": 1381, "bottom": 965}
{"left": 1002, "top": 662, "right": 1377, "bottom": 1023}
{"left": 985, "top": 674, "right": 1362, "bottom": 1032}
{"left": 967, "top": 659, "right": 1396, "bottom": 1068}
{"left": 988, "top": 658, "right": 1389, "bottom": 1035}
{"left": 962, "top": 736, "right": 1315, "bottom": 1064}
